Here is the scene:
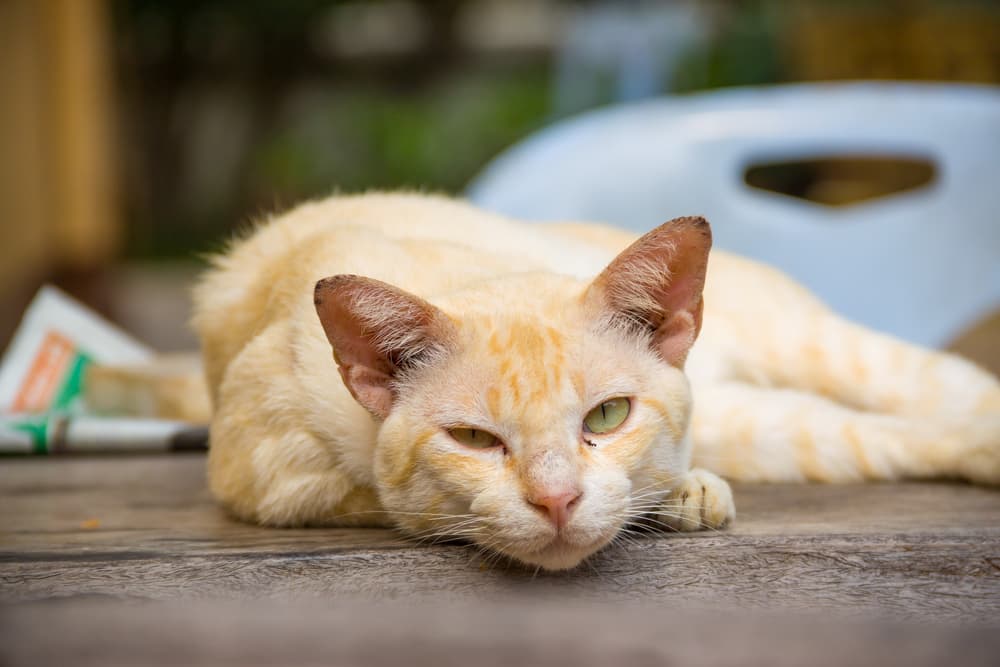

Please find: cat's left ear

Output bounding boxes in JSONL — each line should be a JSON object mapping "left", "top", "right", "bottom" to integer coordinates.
{"left": 314, "top": 275, "right": 456, "bottom": 418}
{"left": 586, "top": 216, "right": 711, "bottom": 368}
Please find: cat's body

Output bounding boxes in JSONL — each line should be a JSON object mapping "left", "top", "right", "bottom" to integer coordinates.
{"left": 193, "top": 193, "right": 1000, "bottom": 570}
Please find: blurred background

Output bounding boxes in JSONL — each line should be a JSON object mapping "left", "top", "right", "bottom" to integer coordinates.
{"left": 1, "top": 0, "right": 998, "bottom": 368}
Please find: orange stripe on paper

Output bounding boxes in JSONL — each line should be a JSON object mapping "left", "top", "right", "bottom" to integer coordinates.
{"left": 11, "top": 331, "right": 75, "bottom": 413}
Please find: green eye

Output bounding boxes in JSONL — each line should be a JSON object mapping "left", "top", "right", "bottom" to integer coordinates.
{"left": 448, "top": 428, "right": 501, "bottom": 449}
{"left": 583, "top": 398, "right": 631, "bottom": 434}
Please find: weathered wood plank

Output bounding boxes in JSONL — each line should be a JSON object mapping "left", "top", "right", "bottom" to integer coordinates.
{"left": 2, "top": 454, "right": 999, "bottom": 622}
{"left": 4, "top": 454, "right": 999, "bottom": 548}
{"left": 0, "top": 454, "right": 410, "bottom": 557}
{"left": 2, "top": 598, "right": 1000, "bottom": 667}
{"left": 4, "top": 533, "right": 998, "bottom": 619}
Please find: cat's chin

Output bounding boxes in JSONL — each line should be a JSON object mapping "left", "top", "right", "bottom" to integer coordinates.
{"left": 506, "top": 535, "right": 610, "bottom": 572}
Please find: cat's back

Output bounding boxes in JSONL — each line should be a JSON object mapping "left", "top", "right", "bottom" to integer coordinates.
{"left": 192, "top": 193, "right": 606, "bottom": 396}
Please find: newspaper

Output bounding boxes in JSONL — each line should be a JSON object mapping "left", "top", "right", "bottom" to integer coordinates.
{"left": 0, "top": 286, "right": 152, "bottom": 414}
{"left": 0, "top": 286, "right": 166, "bottom": 453}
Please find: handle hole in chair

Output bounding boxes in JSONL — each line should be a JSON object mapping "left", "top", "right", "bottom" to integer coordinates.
{"left": 743, "top": 155, "right": 937, "bottom": 208}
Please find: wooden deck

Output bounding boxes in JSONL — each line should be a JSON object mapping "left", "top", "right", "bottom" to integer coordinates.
{"left": 2, "top": 453, "right": 1000, "bottom": 665}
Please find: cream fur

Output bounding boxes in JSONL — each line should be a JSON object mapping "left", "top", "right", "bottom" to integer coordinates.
{"left": 192, "top": 192, "right": 1000, "bottom": 571}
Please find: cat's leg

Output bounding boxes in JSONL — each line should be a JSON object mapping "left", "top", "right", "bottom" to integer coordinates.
{"left": 208, "top": 322, "right": 389, "bottom": 527}
{"left": 690, "top": 382, "right": 1000, "bottom": 484}
{"left": 755, "top": 313, "right": 1000, "bottom": 421}
{"left": 654, "top": 468, "right": 735, "bottom": 532}
{"left": 708, "top": 256, "right": 1000, "bottom": 421}
{"left": 210, "top": 411, "right": 387, "bottom": 527}
{"left": 211, "top": 405, "right": 389, "bottom": 527}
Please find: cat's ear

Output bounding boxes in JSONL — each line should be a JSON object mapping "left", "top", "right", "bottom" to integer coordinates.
{"left": 586, "top": 216, "right": 711, "bottom": 368}
{"left": 314, "top": 275, "right": 455, "bottom": 418}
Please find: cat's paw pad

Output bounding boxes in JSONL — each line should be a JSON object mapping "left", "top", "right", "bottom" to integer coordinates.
{"left": 657, "top": 468, "right": 735, "bottom": 532}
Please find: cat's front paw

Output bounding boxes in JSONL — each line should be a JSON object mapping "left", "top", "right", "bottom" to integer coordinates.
{"left": 656, "top": 468, "right": 735, "bottom": 532}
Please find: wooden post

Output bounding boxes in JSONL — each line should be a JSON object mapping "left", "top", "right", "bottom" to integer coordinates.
{"left": 0, "top": 0, "right": 118, "bottom": 345}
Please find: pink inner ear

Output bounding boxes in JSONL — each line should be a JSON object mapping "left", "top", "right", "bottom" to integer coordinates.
{"left": 590, "top": 216, "right": 711, "bottom": 368}
{"left": 655, "top": 308, "right": 699, "bottom": 368}
{"left": 340, "top": 365, "right": 394, "bottom": 419}
{"left": 658, "top": 275, "right": 699, "bottom": 323}
{"left": 314, "top": 274, "right": 453, "bottom": 419}
{"left": 654, "top": 273, "right": 705, "bottom": 367}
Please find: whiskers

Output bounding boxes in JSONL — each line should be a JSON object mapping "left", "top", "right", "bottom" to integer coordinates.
{"left": 624, "top": 497, "right": 729, "bottom": 535}
{"left": 471, "top": 535, "right": 524, "bottom": 572}
{"left": 608, "top": 477, "right": 731, "bottom": 546}
{"left": 329, "top": 507, "right": 493, "bottom": 550}
{"left": 399, "top": 513, "right": 486, "bottom": 547}
{"left": 331, "top": 481, "right": 727, "bottom": 575}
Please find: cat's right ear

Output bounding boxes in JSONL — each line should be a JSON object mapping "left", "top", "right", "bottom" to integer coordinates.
{"left": 585, "top": 216, "right": 711, "bottom": 368}
{"left": 314, "top": 275, "right": 455, "bottom": 419}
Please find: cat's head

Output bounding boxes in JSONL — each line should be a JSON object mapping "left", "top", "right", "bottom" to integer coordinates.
{"left": 314, "top": 217, "right": 711, "bottom": 570}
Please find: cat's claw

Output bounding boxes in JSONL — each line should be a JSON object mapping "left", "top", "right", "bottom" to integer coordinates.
{"left": 656, "top": 468, "right": 735, "bottom": 532}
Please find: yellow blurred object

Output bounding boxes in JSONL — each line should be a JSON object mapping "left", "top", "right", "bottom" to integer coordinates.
{"left": 84, "top": 354, "right": 212, "bottom": 425}
{"left": 786, "top": 5, "right": 1000, "bottom": 83}
{"left": 0, "top": 0, "right": 119, "bottom": 342}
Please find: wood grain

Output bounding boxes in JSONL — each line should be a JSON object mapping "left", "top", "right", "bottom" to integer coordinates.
{"left": 2, "top": 454, "right": 999, "bottom": 622}
{"left": 3, "top": 598, "right": 1000, "bottom": 667}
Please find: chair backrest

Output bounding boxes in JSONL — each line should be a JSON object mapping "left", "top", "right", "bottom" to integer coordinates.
{"left": 467, "top": 83, "right": 1000, "bottom": 348}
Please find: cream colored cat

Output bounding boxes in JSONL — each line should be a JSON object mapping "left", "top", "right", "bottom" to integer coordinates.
{"left": 192, "top": 193, "right": 1000, "bottom": 571}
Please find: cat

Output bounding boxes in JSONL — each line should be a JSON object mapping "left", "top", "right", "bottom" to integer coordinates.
{"left": 192, "top": 192, "right": 1000, "bottom": 571}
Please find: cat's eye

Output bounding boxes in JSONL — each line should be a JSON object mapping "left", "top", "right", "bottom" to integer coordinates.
{"left": 583, "top": 398, "right": 631, "bottom": 435}
{"left": 448, "top": 427, "right": 502, "bottom": 450}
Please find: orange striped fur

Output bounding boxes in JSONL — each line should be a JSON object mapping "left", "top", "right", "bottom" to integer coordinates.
{"left": 193, "top": 193, "right": 1000, "bottom": 570}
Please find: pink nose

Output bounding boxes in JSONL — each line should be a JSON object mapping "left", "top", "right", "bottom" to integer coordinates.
{"left": 527, "top": 489, "right": 582, "bottom": 529}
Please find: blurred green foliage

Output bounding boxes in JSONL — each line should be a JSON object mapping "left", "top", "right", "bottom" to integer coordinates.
{"left": 113, "top": 1, "right": 555, "bottom": 259}
{"left": 113, "top": 0, "right": 995, "bottom": 259}
{"left": 672, "top": 4, "right": 782, "bottom": 92}
{"left": 251, "top": 73, "right": 550, "bottom": 200}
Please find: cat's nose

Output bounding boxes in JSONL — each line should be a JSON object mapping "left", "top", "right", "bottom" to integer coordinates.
{"left": 526, "top": 489, "right": 582, "bottom": 529}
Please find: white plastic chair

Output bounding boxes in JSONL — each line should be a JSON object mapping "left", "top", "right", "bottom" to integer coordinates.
{"left": 467, "top": 83, "right": 1000, "bottom": 348}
